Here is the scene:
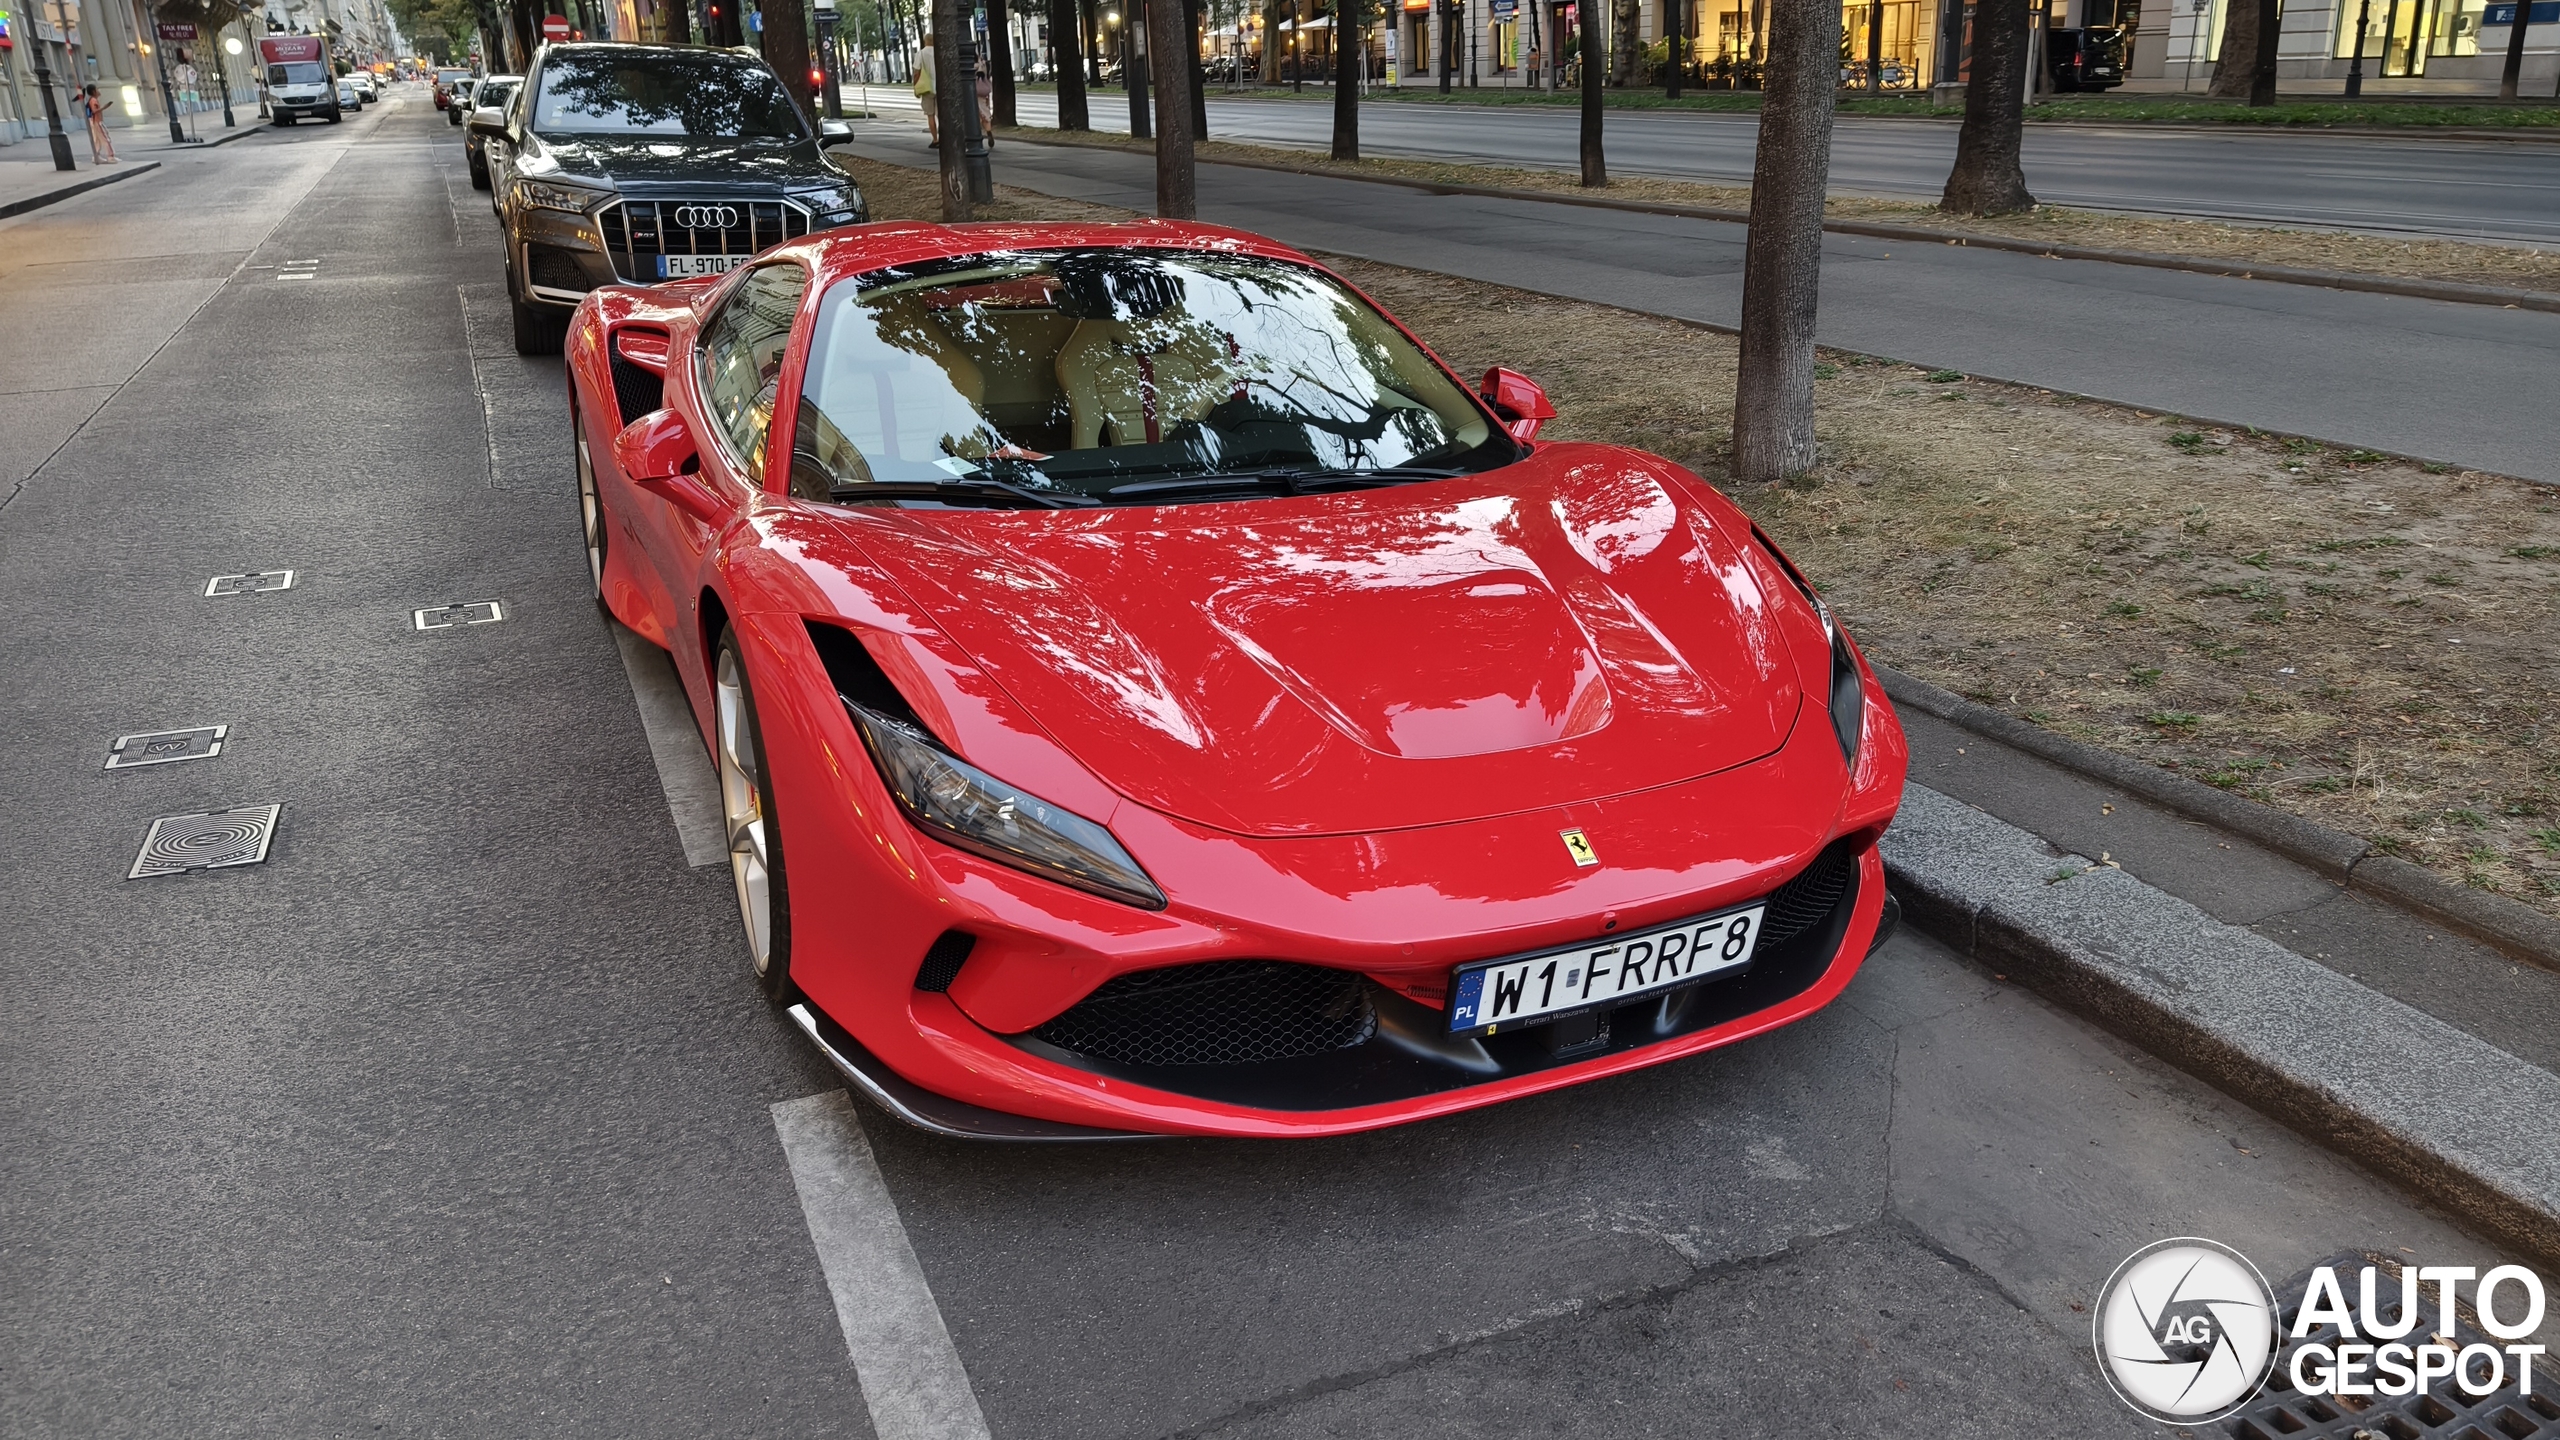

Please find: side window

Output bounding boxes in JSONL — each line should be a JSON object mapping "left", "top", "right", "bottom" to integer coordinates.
{"left": 698, "top": 263, "right": 810, "bottom": 483}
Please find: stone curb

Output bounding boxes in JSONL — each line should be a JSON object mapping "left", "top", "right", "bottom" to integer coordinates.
{"left": 1874, "top": 664, "right": 2560, "bottom": 975}
{"left": 0, "top": 160, "right": 161, "bottom": 221}
{"left": 994, "top": 131, "right": 2560, "bottom": 316}
{"left": 1883, "top": 783, "right": 2560, "bottom": 1270}
{"left": 163, "top": 122, "right": 270, "bottom": 150}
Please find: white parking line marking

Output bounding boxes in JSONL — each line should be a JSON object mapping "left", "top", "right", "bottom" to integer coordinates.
{"left": 773, "top": 1091, "right": 994, "bottom": 1440}
{"left": 609, "top": 621, "right": 726, "bottom": 867}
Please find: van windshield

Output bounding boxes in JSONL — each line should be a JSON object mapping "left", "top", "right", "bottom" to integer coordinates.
{"left": 269, "top": 62, "right": 328, "bottom": 86}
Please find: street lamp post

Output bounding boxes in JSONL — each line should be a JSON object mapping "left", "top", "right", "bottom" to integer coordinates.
{"left": 27, "top": 36, "right": 78, "bottom": 169}
{"left": 219, "top": 32, "right": 241, "bottom": 125}
{"left": 144, "top": 4, "right": 188, "bottom": 142}
{"left": 2343, "top": 0, "right": 2368, "bottom": 96}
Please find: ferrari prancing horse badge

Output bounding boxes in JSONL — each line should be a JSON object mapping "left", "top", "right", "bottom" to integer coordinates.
{"left": 1560, "top": 829, "right": 1599, "bottom": 867}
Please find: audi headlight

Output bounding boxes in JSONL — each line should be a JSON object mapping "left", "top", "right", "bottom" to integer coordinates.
{"left": 849, "top": 704, "right": 1166, "bottom": 910}
{"left": 516, "top": 178, "right": 605, "bottom": 215}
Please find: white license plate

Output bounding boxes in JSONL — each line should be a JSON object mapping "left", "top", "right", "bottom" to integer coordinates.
{"left": 1445, "top": 904, "right": 1766, "bottom": 1037}
{"left": 659, "top": 254, "right": 741, "bottom": 279}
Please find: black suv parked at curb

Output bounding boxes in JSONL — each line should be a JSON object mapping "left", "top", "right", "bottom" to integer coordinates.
{"left": 477, "top": 43, "right": 868, "bottom": 354}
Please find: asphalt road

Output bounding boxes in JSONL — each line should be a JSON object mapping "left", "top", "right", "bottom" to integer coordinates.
{"left": 0, "top": 94, "right": 2532, "bottom": 1437}
{"left": 844, "top": 131, "right": 2560, "bottom": 484}
{"left": 858, "top": 86, "right": 2560, "bottom": 244}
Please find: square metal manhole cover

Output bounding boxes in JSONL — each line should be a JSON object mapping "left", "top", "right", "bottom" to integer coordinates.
{"left": 104, "top": 725, "right": 227, "bottom": 770}
{"left": 128, "top": 804, "right": 280, "bottom": 879}
{"left": 206, "top": 570, "right": 294, "bottom": 596}
{"left": 414, "top": 601, "right": 503, "bottom": 631}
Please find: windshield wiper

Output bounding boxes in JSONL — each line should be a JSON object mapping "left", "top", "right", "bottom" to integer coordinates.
{"left": 829, "top": 479, "right": 1099, "bottom": 510}
{"left": 1100, "top": 465, "right": 1465, "bottom": 502}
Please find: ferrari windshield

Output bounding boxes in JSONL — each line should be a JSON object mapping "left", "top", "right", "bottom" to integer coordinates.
{"left": 789, "top": 249, "right": 1506, "bottom": 505}
{"left": 530, "top": 50, "right": 806, "bottom": 140}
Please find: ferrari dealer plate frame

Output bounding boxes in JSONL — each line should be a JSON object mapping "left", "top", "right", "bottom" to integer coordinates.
{"left": 1445, "top": 903, "right": 1767, "bottom": 1038}
{"left": 659, "top": 254, "right": 743, "bottom": 279}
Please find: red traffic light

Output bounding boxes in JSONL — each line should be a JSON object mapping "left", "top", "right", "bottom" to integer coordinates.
{"left": 809, "top": 66, "right": 824, "bottom": 83}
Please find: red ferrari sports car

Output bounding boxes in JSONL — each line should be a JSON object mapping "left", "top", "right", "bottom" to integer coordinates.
{"left": 565, "top": 220, "right": 1906, "bottom": 1139}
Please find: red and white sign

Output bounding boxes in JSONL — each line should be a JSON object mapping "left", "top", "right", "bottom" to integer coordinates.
{"left": 541, "top": 13, "right": 571, "bottom": 40}
{"left": 258, "top": 35, "right": 325, "bottom": 63}
{"left": 157, "top": 21, "right": 198, "bottom": 39}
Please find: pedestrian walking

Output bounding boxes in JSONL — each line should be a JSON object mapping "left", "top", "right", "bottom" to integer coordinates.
{"left": 915, "top": 33, "right": 938, "bottom": 147}
{"left": 973, "top": 51, "right": 993, "bottom": 145}
{"left": 81, "top": 84, "right": 118, "bottom": 164}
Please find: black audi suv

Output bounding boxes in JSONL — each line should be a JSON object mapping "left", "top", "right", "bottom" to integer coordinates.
{"left": 478, "top": 43, "right": 868, "bottom": 354}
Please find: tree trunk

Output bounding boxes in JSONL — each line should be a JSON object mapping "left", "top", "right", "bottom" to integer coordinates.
{"left": 931, "top": 0, "right": 972, "bottom": 219}
{"left": 1731, "top": 0, "right": 1838, "bottom": 484}
{"left": 1150, "top": 0, "right": 1196, "bottom": 215}
{"left": 761, "top": 0, "right": 818, "bottom": 126}
{"left": 2247, "top": 0, "right": 2277, "bottom": 103}
{"left": 2204, "top": 0, "right": 2258, "bottom": 97}
{"left": 1666, "top": 0, "right": 1684, "bottom": 94}
{"left": 1938, "top": 0, "right": 2034, "bottom": 215}
{"left": 1611, "top": 0, "right": 1640, "bottom": 83}
{"left": 1579, "top": 5, "right": 1605, "bottom": 184}
{"left": 1053, "top": 0, "right": 1089, "bottom": 123}
{"left": 1263, "top": 0, "right": 1287, "bottom": 79}
{"left": 1332, "top": 0, "right": 1361, "bottom": 156}
{"left": 1186, "top": 0, "right": 1207, "bottom": 132}
{"left": 2500, "top": 0, "right": 2531, "bottom": 97}
{"left": 993, "top": 14, "right": 1018, "bottom": 126}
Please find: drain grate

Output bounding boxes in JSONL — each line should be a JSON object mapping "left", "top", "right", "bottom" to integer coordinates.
{"left": 128, "top": 804, "right": 280, "bottom": 878}
{"left": 104, "top": 725, "right": 227, "bottom": 770}
{"left": 2224, "top": 1251, "right": 2560, "bottom": 1440}
{"left": 414, "top": 600, "right": 503, "bottom": 630}
{"left": 206, "top": 570, "right": 294, "bottom": 596}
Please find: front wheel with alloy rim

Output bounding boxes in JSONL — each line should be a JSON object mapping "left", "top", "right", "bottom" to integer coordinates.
{"left": 715, "top": 628, "right": 794, "bottom": 999}
{"left": 573, "top": 397, "right": 608, "bottom": 607}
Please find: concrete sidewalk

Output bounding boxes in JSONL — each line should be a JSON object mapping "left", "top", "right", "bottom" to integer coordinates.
{"left": 0, "top": 149, "right": 159, "bottom": 220}
{"left": 839, "top": 136, "right": 2560, "bottom": 484}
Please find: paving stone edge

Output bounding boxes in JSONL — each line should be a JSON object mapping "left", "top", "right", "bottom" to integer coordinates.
{"left": 1883, "top": 784, "right": 2560, "bottom": 1271}
{"left": 1875, "top": 663, "right": 2560, "bottom": 974}
{"left": 993, "top": 131, "right": 2560, "bottom": 315}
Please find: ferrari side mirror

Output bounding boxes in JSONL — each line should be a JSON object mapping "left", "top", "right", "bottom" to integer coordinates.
{"left": 613, "top": 408, "right": 730, "bottom": 527}
{"left": 1480, "top": 367, "right": 1555, "bottom": 443}
{"left": 613, "top": 407, "right": 698, "bottom": 481}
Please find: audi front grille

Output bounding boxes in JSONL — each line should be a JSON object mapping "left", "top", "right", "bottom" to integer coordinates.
{"left": 596, "top": 198, "right": 813, "bottom": 282}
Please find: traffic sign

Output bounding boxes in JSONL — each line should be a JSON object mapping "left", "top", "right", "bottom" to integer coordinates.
{"left": 541, "top": 13, "right": 571, "bottom": 40}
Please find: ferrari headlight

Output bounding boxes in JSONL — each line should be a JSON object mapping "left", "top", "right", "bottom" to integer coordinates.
{"left": 849, "top": 704, "right": 1166, "bottom": 910}
{"left": 1814, "top": 598, "right": 1865, "bottom": 766}
{"left": 516, "top": 178, "right": 605, "bottom": 215}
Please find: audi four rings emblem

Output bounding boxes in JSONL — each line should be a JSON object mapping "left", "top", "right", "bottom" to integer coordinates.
{"left": 673, "top": 205, "right": 738, "bottom": 229}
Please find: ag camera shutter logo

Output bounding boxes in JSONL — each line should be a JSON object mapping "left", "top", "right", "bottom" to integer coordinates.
{"left": 2093, "top": 1238, "right": 2280, "bottom": 1423}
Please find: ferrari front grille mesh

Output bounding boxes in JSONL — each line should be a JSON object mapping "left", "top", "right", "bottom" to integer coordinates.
{"left": 596, "top": 198, "right": 811, "bottom": 282}
{"left": 1034, "top": 961, "right": 1377, "bottom": 1068}
{"left": 1756, "top": 841, "right": 1857, "bottom": 951}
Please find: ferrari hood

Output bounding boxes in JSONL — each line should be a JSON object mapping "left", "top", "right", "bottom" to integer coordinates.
{"left": 829, "top": 446, "right": 1808, "bottom": 838}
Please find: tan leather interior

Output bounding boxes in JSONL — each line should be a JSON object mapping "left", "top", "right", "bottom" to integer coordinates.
{"left": 1054, "top": 319, "right": 1237, "bottom": 450}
